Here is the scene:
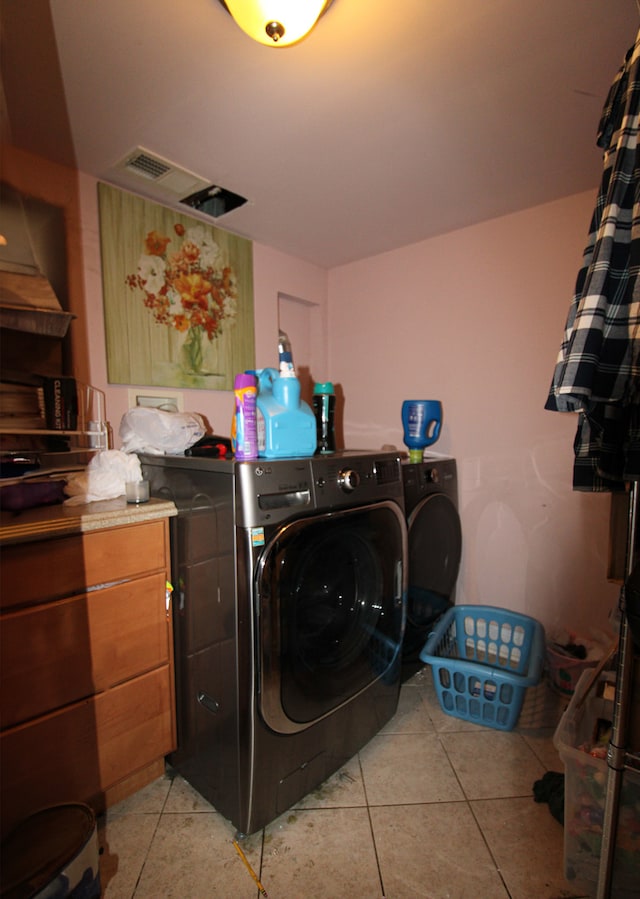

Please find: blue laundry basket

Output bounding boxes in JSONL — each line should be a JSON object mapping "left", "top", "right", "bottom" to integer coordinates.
{"left": 420, "top": 605, "right": 546, "bottom": 731}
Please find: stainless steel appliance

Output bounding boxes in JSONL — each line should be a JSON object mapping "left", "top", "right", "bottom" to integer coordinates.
{"left": 141, "top": 450, "right": 407, "bottom": 835}
{"left": 401, "top": 456, "right": 462, "bottom": 676}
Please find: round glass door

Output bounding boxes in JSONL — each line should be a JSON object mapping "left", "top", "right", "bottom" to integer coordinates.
{"left": 257, "top": 503, "right": 406, "bottom": 733}
{"left": 403, "top": 492, "right": 462, "bottom": 659}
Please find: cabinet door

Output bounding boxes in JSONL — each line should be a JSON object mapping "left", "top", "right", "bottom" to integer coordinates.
{"left": 1, "top": 571, "right": 170, "bottom": 729}
{"left": 0, "top": 666, "right": 175, "bottom": 837}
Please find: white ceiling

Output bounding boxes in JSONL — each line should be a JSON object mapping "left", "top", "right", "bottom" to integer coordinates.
{"left": 1, "top": 0, "right": 638, "bottom": 268}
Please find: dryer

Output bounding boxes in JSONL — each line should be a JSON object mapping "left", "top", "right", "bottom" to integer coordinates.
{"left": 141, "top": 450, "right": 407, "bottom": 835}
{"left": 401, "top": 456, "right": 462, "bottom": 676}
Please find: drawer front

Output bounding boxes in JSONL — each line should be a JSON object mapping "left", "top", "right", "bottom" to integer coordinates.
{"left": 0, "top": 519, "right": 169, "bottom": 610}
{"left": 0, "top": 666, "right": 176, "bottom": 838}
{"left": 1, "top": 571, "right": 171, "bottom": 729}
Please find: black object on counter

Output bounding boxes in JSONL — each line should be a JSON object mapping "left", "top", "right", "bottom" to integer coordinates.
{"left": 185, "top": 435, "right": 233, "bottom": 458}
{"left": 0, "top": 479, "right": 66, "bottom": 511}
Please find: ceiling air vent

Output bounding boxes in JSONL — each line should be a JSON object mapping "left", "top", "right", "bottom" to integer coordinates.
{"left": 114, "top": 147, "right": 211, "bottom": 200}
{"left": 126, "top": 151, "right": 172, "bottom": 181}
{"left": 112, "top": 148, "right": 247, "bottom": 219}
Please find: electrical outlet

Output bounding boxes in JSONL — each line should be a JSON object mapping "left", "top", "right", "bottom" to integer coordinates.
{"left": 127, "top": 389, "right": 184, "bottom": 412}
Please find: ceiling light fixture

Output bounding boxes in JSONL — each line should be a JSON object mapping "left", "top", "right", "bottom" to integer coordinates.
{"left": 218, "top": 0, "right": 335, "bottom": 48}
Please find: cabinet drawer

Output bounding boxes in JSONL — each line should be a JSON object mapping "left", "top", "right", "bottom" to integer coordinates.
{"left": 1, "top": 571, "right": 171, "bottom": 729}
{"left": 0, "top": 665, "right": 176, "bottom": 837}
{"left": 0, "top": 519, "right": 169, "bottom": 610}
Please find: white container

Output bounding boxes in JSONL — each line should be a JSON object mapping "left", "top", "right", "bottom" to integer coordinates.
{"left": 125, "top": 479, "right": 149, "bottom": 503}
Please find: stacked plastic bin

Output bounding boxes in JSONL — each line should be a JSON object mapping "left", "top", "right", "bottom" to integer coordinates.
{"left": 554, "top": 670, "right": 640, "bottom": 898}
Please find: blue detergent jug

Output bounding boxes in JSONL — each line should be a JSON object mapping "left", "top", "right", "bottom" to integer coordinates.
{"left": 402, "top": 400, "right": 442, "bottom": 463}
{"left": 256, "top": 368, "right": 317, "bottom": 458}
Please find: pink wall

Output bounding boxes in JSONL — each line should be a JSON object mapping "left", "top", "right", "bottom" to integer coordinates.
{"left": 327, "top": 191, "right": 619, "bottom": 639}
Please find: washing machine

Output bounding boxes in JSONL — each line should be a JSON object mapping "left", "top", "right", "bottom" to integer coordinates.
{"left": 141, "top": 450, "right": 407, "bottom": 835}
{"left": 401, "top": 456, "right": 462, "bottom": 676}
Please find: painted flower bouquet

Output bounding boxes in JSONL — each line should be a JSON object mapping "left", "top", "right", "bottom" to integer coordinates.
{"left": 126, "top": 223, "right": 238, "bottom": 374}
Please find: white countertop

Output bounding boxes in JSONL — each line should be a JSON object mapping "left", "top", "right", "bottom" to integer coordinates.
{"left": 0, "top": 496, "right": 177, "bottom": 545}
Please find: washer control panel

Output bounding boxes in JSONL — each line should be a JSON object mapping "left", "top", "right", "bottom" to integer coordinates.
{"left": 313, "top": 452, "right": 402, "bottom": 508}
{"left": 236, "top": 451, "right": 404, "bottom": 525}
{"left": 401, "top": 457, "right": 458, "bottom": 512}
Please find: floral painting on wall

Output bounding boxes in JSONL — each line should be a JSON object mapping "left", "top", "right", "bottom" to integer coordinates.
{"left": 98, "top": 182, "right": 255, "bottom": 390}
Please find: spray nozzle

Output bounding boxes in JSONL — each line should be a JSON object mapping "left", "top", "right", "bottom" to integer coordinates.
{"left": 278, "top": 330, "right": 296, "bottom": 377}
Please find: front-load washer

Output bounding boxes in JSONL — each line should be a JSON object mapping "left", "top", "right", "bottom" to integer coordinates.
{"left": 141, "top": 450, "right": 407, "bottom": 835}
{"left": 401, "top": 456, "right": 462, "bottom": 676}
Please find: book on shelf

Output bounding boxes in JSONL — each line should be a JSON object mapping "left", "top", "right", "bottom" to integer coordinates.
{"left": 41, "top": 376, "right": 78, "bottom": 430}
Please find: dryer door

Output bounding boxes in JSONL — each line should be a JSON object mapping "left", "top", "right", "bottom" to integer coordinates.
{"left": 256, "top": 501, "right": 406, "bottom": 734}
{"left": 404, "top": 493, "right": 462, "bottom": 660}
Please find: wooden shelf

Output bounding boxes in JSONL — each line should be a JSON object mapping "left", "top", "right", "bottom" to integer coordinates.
{"left": 0, "top": 428, "right": 90, "bottom": 436}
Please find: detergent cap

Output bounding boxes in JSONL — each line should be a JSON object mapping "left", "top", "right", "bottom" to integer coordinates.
{"left": 313, "top": 382, "right": 335, "bottom": 395}
{"left": 234, "top": 372, "right": 257, "bottom": 390}
{"left": 279, "top": 352, "right": 296, "bottom": 377}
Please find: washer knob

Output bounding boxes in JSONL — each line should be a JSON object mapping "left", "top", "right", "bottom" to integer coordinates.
{"left": 425, "top": 467, "right": 439, "bottom": 484}
{"left": 338, "top": 468, "right": 360, "bottom": 492}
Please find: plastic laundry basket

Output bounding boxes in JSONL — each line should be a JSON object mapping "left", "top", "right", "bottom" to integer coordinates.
{"left": 420, "top": 605, "right": 546, "bottom": 731}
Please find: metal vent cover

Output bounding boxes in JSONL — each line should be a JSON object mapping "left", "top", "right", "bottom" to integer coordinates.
{"left": 113, "top": 147, "right": 211, "bottom": 199}
{"left": 125, "top": 151, "right": 172, "bottom": 181}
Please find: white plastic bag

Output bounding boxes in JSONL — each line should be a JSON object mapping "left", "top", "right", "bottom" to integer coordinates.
{"left": 119, "top": 407, "right": 205, "bottom": 455}
{"left": 65, "top": 450, "right": 142, "bottom": 504}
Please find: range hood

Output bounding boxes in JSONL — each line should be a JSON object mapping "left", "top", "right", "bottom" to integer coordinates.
{"left": 0, "top": 185, "right": 74, "bottom": 338}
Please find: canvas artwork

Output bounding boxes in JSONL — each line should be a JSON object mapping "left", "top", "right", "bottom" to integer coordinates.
{"left": 98, "top": 182, "right": 255, "bottom": 390}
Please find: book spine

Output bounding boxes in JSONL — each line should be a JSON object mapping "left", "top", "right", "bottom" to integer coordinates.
{"left": 43, "top": 377, "right": 78, "bottom": 430}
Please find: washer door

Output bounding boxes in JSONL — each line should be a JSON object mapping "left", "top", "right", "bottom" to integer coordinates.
{"left": 403, "top": 493, "right": 462, "bottom": 660}
{"left": 257, "top": 502, "right": 406, "bottom": 734}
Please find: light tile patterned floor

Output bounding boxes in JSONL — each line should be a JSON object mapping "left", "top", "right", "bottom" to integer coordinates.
{"left": 98, "top": 669, "right": 589, "bottom": 899}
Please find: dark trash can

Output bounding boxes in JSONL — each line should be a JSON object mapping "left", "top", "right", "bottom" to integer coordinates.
{"left": 0, "top": 803, "right": 100, "bottom": 899}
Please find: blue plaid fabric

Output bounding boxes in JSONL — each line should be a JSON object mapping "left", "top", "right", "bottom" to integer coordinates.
{"left": 545, "top": 32, "right": 640, "bottom": 491}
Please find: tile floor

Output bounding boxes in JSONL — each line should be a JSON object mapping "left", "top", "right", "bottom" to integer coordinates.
{"left": 98, "top": 668, "right": 588, "bottom": 899}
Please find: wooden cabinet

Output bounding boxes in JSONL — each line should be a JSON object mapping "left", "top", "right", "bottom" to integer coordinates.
{"left": 0, "top": 513, "right": 177, "bottom": 837}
